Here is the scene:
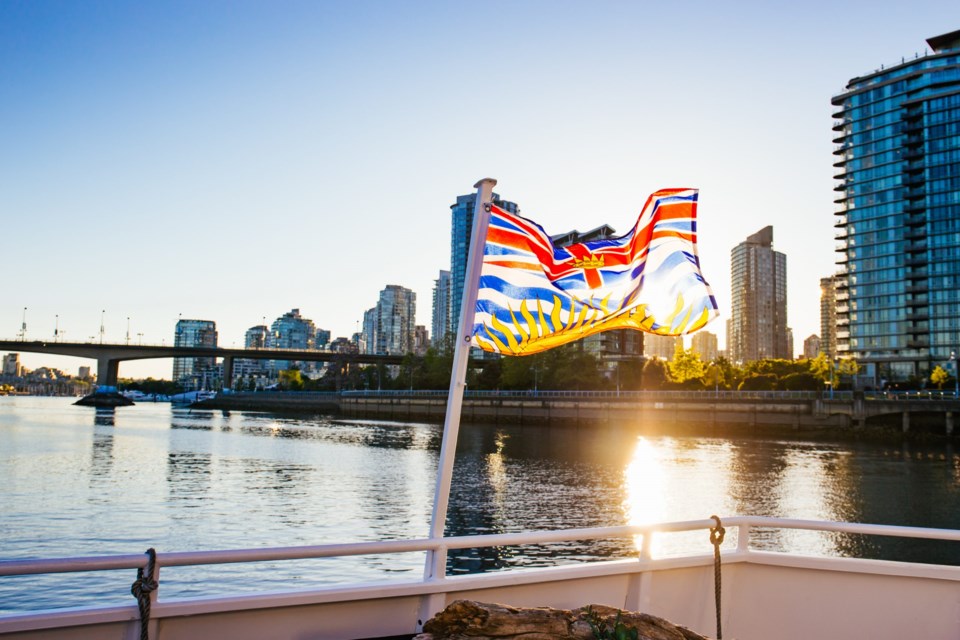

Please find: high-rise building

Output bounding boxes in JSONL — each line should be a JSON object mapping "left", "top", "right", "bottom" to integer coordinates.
{"left": 172, "top": 319, "right": 217, "bottom": 387}
{"left": 234, "top": 325, "right": 269, "bottom": 385}
{"left": 315, "top": 329, "right": 331, "bottom": 350}
{"left": 644, "top": 334, "right": 682, "bottom": 360}
{"left": 2, "top": 353, "right": 21, "bottom": 377}
{"left": 449, "top": 191, "right": 518, "bottom": 336}
{"left": 431, "top": 270, "right": 452, "bottom": 350}
{"left": 414, "top": 325, "right": 429, "bottom": 356}
{"left": 691, "top": 331, "right": 719, "bottom": 362}
{"left": 245, "top": 325, "right": 268, "bottom": 349}
{"left": 267, "top": 309, "right": 317, "bottom": 373}
{"left": 803, "top": 334, "right": 822, "bottom": 359}
{"left": 364, "top": 285, "right": 417, "bottom": 355}
{"left": 832, "top": 30, "right": 960, "bottom": 383}
{"left": 728, "top": 226, "right": 789, "bottom": 363}
{"left": 820, "top": 276, "right": 839, "bottom": 360}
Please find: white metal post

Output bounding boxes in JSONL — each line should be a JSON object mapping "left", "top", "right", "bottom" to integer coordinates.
{"left": 424, "top": 178, "right": 496, "bottom": 578}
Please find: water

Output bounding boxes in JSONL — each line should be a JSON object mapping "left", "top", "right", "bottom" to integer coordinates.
{"left": 2, "top": 396, "right": 960, "bottom": 614}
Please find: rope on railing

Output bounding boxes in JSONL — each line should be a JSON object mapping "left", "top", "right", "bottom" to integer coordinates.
{"left": 130, "top": 548, "right": 158, "bottom": 640}
{"left": 709, "top": 515, "right": 726, "bottom": 639}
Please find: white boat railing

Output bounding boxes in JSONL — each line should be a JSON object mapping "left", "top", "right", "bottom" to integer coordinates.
{"left": 3, "top": 516, "right": 960, "bottom": 604}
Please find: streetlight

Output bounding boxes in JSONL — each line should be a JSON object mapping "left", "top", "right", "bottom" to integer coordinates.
{"left": 126, "top": 317, "right": 130, "bottom": 346}
{"left": 99, "top": 310, "right": 105, "bottom": 344}
{"left": 19, "top": 307, "right": 27, "bottom": 341}
{"left": 137, "top": 332, "right": 144, "bottom": 346}
{"left": 54, "top": 314, "right": 59, "bottom": 342}
{"left": 952, "top": 350, "right": 958, "bottom": 398}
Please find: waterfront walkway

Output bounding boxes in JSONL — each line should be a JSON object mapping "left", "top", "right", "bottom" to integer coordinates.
{"left": 197, "top": 389, "right": 960, "bottom": 434}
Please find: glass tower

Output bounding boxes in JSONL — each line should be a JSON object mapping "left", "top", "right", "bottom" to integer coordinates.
{"left": 368, "top": 285, "right": 416, "bottom": 355}
{"left": 832, "top": 30, "right": 960, "bottom": 383}
{"left": 172, "top": 319, "right": 217, "bottom": 387}
{"left": 449, "top": 192, "right": 518, "bottom": 339}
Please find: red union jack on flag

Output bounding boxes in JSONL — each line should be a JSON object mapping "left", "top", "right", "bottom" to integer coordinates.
{"left": 471, "top": 188, "right": 719, "bottom": 356}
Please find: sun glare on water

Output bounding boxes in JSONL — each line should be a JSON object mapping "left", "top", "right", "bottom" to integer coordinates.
{"left": 623, "top": 437, "right": 668, "bottom": 556}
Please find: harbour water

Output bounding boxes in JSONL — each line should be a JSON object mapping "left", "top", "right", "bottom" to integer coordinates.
{"left": 2, "top": 395, "right": 960, "bottom": 614}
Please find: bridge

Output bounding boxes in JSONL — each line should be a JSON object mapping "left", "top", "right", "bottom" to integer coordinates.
{"left": 0, "top": 340, "right": 407, "bottom": 387}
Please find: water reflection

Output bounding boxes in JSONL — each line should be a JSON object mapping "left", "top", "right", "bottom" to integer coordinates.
{"left": 93, "top": 408, "right": 115, "bottom": 427}
{"left": 7, "top": 397, "right": 960, "bottom": 615}
{"left": 90, "top": 428, "right": 114, "bottom": 479}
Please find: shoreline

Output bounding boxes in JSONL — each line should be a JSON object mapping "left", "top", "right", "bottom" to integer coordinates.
{"left": 193, "top": 392, "right": 960, "bottom": 444}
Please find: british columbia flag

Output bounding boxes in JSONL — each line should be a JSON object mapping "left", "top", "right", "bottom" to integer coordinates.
{"left": 471, "top": 188, "right": 719, "bottom": 356}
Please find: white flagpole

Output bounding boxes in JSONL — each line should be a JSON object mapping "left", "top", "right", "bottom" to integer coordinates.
{"left": 424, "top": 177, "right": 497, "bottom": 581}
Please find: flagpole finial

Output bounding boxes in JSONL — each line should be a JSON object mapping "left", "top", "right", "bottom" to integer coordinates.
{"left": 474, "top": 177, "right": 497, "bottom": 189}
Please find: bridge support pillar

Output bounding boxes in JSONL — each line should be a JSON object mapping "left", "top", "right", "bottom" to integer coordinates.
{"left": 222, "top": 356, "right": 234, "bottom": 391}
{"left": 902, "top": 411, "right": 911, "bottom": 434}
{"left": 947, "top": 411, "right": 954, "bottom": 436}
{"left": 96, "top": 357, "right": 119, "bottom": 388}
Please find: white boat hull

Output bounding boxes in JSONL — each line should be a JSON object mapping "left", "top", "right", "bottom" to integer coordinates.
{"left": 3, "top": 517, "right": 959, "bottom": 640}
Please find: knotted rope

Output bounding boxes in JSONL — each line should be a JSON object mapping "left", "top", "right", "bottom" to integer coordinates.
{"left": 131, "top": 548, "right": 159, "bottom": 640}
{"left": 709, "top": 515, "right": 725, "bottom": 639}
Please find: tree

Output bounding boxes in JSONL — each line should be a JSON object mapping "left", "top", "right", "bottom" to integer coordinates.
{"left": 739, "top": 374, "right": 777, "bottom": 391}
{"left": 808, "top": 353, "right": 831, "bottom": 383}
{"left": 278, "top": 369, "right": 304, "bottom": 391}
{"left": 474, "top": 359, "right": 502, "bottom": 390}
{"left": 781, "top": 372, "right": 821, "bottom": 391}
{"left": 668, "top": 345, "right": 705, "bottom": 383}
{"left": 704, "top": 362, "right": 725, "bottom": 392}
{"left": 641, "top": 358, "right": 669, "bottom": 389}
{"left": 836, "top": 358, "right": 860, "bottom": 377}
{"left": 930, "top": 365, "right": 949, "bottom": 390}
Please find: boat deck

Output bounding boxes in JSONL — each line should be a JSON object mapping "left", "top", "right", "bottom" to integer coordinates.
{"left": 2, "top": 517, "right": 959, "bottom": 639}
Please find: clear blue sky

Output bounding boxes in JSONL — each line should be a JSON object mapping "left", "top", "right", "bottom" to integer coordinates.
{"left": 1, "top": 1, "right": 955, "bottom": 379}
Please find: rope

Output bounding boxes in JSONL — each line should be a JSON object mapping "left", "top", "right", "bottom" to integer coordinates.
{"left": 131, "top": 548, "right": 159, "bottom": 640}
{"left": 709, "top": 515, "right": 725, "bottom": 640}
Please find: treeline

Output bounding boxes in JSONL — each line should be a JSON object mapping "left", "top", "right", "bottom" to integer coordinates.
{"left": 285, "top": 345, "right": 864, "bottom": 393}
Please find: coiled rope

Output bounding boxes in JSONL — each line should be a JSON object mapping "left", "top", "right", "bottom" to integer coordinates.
{"left": 131, "top": 548, "right": 159, "bottom": 640}
{"left": 709, "top": 515, "right": 725, "bottom": 639}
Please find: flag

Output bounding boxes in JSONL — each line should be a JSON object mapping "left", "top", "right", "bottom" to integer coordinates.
{"left": 471, "top": 188, "right": 719, "bottom": 356}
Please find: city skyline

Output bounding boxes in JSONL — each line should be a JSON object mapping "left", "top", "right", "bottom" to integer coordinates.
{"left": 2, "top": 2, "right": 954, "bottom": 378}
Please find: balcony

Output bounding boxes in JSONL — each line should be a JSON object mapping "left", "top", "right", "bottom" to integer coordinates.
{"left": 905, "top": 227, "right": 926, "bottom": 239}
{"left": 906, "top": 311, "right": 929, "bottom": 321}
{"left": 907, "top": 242, "right": 927, "bottom": 252}
{"left": 905, "top": 202, "right": 926, "bottom": 214}
{"left": 905, "top": 187, "right": 926, "bottom": 199}
{"left": 906, "top": 284, "right": 929, "bottom": 293}
{"left": 907, "top": 338, "right": 931, "bottom": 349}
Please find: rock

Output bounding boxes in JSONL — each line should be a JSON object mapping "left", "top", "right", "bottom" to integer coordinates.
{"left": 415, "top": 600, "right": 711, "bottom": 640}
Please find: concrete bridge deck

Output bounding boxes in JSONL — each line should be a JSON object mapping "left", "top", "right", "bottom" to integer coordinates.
{"left": 0, "top": 340, "right": 405, "bottom": 386}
